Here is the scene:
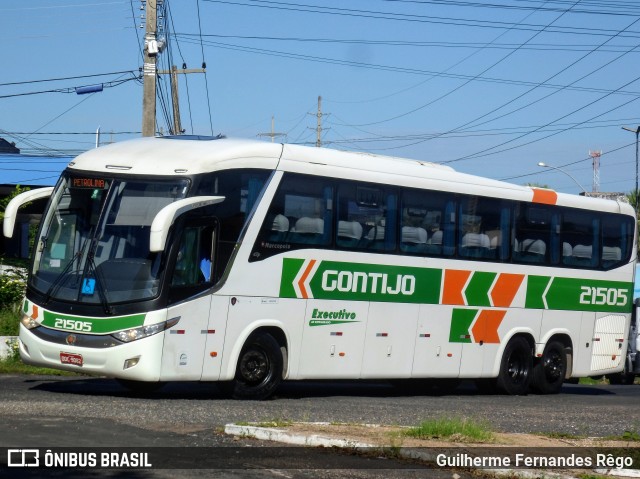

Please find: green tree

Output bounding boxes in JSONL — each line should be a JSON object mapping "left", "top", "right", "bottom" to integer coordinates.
{"left": 0, "top": 185, "right": 30, "bottom": 222}
{"left": 627, "top": 188, "right": 639, "bottom": 212}
{"left": 524, "top": 182, "right": 550, "bottom": 189}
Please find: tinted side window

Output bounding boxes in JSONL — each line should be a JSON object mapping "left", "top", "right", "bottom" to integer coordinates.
{"left": 561, "top": 209, "right": 599, "bottom": 268}
{"left": 513, "top": 204, "right": 553, "bottom": 264}
{"left": 251, "top": 173, "right": 333, "bottom": 261}
{"left": 400, "top": 189, "right": 452, "bottom": 256}
{"left": 458, "top": 196, "right": 510, "bottom": 261}
{"left": 337, "top": 183, "right": 397, "bottom": 252}
{"left": 601, "top": 215, "right": 633, "bottom": 270}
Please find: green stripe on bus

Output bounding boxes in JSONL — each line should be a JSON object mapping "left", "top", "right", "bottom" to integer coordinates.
{"left": 279, "top": 258, "right": 305, "bottom": 298}
{"left": 42, "top": 311, "right": 146, "bottom": 334}
{"left": 465, "top": 272, "right": 496, "bottom": 307}
{"left": 280, "top": 258, "right": 633, "bottom": 313}
{"left": 450, "top": 309, "right": 477, "bottom": 343}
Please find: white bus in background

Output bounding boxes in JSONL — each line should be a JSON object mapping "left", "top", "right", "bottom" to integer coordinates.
{"left": 3, "top": 136, "right": 637, "bottom": 399}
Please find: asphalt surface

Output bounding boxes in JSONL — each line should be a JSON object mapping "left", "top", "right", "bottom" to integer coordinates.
{"left": 1, "top": 375, "right": 639, "bottom": 478}
{"left": 1, "top": 375, "right": 639, "bottom": 436}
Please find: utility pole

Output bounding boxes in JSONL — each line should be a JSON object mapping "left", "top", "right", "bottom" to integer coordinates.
{"left": 257, "top": 116, "right": 286, "bottom": 142}
{"left": 589, "top": 150, "right": 601, "bottom": 193}
{"left": 142, "top": 0, "right": 158, "bottom": 137}
{"left": 316, "top": 96, "right": 322, "bottom": 147}
{"left": 157, "top": 65, "right": 206, "bottom": 135}
{"left": 170, "top": 66, "right": 181, "bottom": 135}
{"left": 309, "top": 96, "right": 329, "bottom": 147}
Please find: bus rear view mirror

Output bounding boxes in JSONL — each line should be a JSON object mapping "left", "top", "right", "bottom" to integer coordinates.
{"left": 3, "top": 187, "right": 54, "bottom": 238}
{"left": 149, "top": 196, "right": 225, "bottom": 252}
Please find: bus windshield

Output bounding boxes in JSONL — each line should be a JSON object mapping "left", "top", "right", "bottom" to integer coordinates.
{"left": 31, "top": 174, "right": 190, "bottom": 306}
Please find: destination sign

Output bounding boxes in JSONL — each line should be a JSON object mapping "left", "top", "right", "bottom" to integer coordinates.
{"left": 71, "top": 177, "right": 107, "bottom": 189}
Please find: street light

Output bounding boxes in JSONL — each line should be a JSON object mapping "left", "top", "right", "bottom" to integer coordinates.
{"left": 537, "top": 162, "right": 587, "bottom": 193}
{"left": 622, "top": 126, "right": 640, "bottom": 212}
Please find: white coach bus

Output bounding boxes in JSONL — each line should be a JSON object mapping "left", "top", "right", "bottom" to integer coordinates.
{"left": 3, "top": 136, "right": 637, "bottom": 399}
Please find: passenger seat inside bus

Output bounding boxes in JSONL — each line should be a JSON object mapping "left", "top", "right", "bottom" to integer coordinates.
{"left": 337, "top": 220, "right": 363, "bottom": 248}
{"left": 361, "top": 223, "right": 386, "bottom": 250}
{"left": 288, "top": 217, "right": 325, "bottom": 244}
{"left": 267, "top": 214, "right": 289, "bottom": 242}
{"left": 602, "top": 246, "right": 621, "bottom": 269}
{"left": 569, "top": 244, "right": 594, "bottom": 267}
{"left": 460, "top": 232, "right": 491, "bottom": 258}
{"left": 513, "top": 238, "right": 546, "bottom": 263}
{"left": 425, "top": 229, "right": 443, "bottom": 254}
{"left": 401, "top": 226, "right": 428, "bottom": 253}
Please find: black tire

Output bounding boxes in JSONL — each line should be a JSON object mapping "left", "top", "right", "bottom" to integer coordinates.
{"left": 496, "top": 336, "right": 532, "bottom": 395}
{"left": 531, "top": 340, "right": 567, "bottom": 394}
{"left": 116, "top": 379, "right": 165, "bottom": 394}
{"left": 226, "top": 332, "right": 283, "bottom": 400}
{"left": 607, "top": 361, "right": 636, "bottom": 385}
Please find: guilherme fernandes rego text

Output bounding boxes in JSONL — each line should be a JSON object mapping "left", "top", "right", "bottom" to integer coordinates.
{"left": 436, "top": 453, "right": 634, "bottom": 469}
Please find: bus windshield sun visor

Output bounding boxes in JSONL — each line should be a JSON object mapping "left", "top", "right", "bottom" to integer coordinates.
{"left": 149, "top": 196, "right": 225, "bottom": 252}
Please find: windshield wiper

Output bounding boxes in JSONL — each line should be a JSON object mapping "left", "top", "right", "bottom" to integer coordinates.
{"left": 84, "top": 251, "right": 113, "bottom": 315}
{"left": 42, "top": 249, "right": 84, "bottom": 306}
{"left": 42, "top": 228, "right": 94, "bottom": 306}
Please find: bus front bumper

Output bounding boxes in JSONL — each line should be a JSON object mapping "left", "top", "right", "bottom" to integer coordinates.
{"left": 18, "top": 324, "right": 164, "bottom": 381}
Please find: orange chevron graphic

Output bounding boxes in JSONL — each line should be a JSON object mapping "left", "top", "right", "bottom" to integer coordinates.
{"left": 298, "top": 259, "right": 317, "bottom": 299}
{"left": 442, "top": 269, "right": 471, "bottom": 305}
{"left": 490, "top": 273, "right": 525, "bottom": 307}
{"left": 471, "top": 310, "right": 506, "bottom": 344}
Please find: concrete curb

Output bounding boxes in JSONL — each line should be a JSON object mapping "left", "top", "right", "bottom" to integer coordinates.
{"left": 224, "top": 422, "right": 640, "bottom": 478}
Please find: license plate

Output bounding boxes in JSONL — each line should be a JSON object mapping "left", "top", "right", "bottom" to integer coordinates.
{"left": 60, "top": 352, "right": 83, "bottom": 367}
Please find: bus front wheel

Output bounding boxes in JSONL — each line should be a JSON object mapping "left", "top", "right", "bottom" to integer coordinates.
{"left": 531, "top": 341, "right": 567, "bottom": 394}
{"left": 225, "top": 332, "right": 283, "bottom": 400}
{"left": 496, "top": 336, "right": 532, "bottom": 395}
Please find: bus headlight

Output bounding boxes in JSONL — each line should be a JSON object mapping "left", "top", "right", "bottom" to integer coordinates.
{"left": 20, "top": 314, "right": 39, "bottom": 330}
{"left": 111, "top": 317, "right": 180, "bottom": 343}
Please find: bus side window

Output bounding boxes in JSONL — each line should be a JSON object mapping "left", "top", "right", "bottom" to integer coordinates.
{"left": 561, "top": 208, "right": 600, "bottom": 269}
{"left": 602, "top": 215, "right": 633, "bottom": 270}
{"left": 513, "top": 205, "right": 551, "bottom": 265}
{"left": 250, "top": 173, "right": 334, "bottom": 261}
{"left": 171, "top": 224, "right": 215, "bottom": 288}
{"left": 400, "top": 188, "right": 448, "bottom": 256}
{"left": 337, "top": 183, "right": 396, "bottom": 252}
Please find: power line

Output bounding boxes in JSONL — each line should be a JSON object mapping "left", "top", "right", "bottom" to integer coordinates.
{"left": 202, "top": 0, "right": 640, "bottom": 38}
{"left": 0, "top": 70, "right": 139, "bottom": 88}
{"left": 173, "top": 33, "right": 640, "bottom": 53}
{"left": 177, "top": 37, "right": 640, "bottom": 96}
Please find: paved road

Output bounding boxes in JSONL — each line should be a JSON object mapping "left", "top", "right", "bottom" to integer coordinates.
{"left": 0, "top": 375, "right": 639, "bottom": 477}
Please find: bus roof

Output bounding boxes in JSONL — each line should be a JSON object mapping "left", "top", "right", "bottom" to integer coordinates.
{"left": 68, "top": 136, "right": 634, "bottom": 217}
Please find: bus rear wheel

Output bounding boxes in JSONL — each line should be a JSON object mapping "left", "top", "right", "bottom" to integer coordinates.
{"left": 496, "top": 336, "right": 532, "bottom": 395}
{"left": 226, "top": 332, "right": 283, "bottom": 400}
{"left": 607, "top": 361, "right": 636, "bottom": 385}
{"left": 531, "top": 341, "right": 567, "bottom": 394}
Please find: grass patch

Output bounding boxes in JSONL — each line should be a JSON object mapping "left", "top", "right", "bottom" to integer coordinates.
{"left": 0, "top": 356, "right": 81, "bottom": 376}
{"left": 403, "top": 417, "right": 494, "bottom": 443}
{"left": 0, "top": 308, "right": 20, "bottom": 336}
{"left": 603, "top": 429, "right": 640, "bottom": 442}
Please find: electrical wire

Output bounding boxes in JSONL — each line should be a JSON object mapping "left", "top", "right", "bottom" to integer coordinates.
{"left": 196, "top": 0, "right": 215, "bottom": 135}
{"left": 201, "top": 0, "right": 640, "bottom": 39}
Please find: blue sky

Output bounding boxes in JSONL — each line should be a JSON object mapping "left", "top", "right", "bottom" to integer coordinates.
{"left": 2, "top": 0, "right": 640, "bottom": 193}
